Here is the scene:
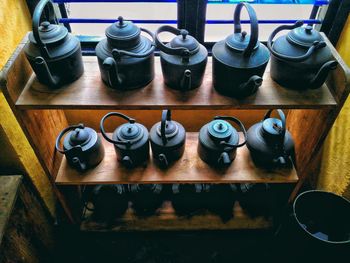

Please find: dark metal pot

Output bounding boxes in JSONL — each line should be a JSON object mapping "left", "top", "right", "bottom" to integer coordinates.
{"left": 198, "top": 116, "right": 247, "bottom": 167}
{"left": 100, "top": 112, "right": 149, "bottom": 168}
{"left": 95, "top": 16, "right": 155, "bottom": 90}
{"left": 129, "top": 184, "right": 163, "bottom": 216}
{"left": 267, "top": 21, "right": 337, "bottom": 90}
{"left": 155, "top": 25, "right": 208, "bottom": 90}
{"left": 24, "top": 0, "right": 84, "bottom": 87}
{"left": 212, "top": 2, "right": 270, "bottom": 98}
{"left": 150, "top": 110, "right": 186, "bottom": 167}
{"left": 246, "top": 109, "right": 295, "bottom": 168}
{"left": 55, "top": 124, "right": 104, "bottom": 171}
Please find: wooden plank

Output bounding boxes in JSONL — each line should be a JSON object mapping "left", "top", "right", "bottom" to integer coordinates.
{"left": 16, "top": 56, "right": 337, "bottom": 110}
{"left": 80, "top": 201, "right": 271, "bottom": 231}
{"left": 56, "top": 132, "right": 298, "bottom": 185}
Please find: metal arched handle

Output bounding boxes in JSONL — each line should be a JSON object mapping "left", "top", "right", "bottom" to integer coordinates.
{"left": 214, "top": 116, "right": 247, "bottom": 148}
{"left": 100, "top": 112, "right": 136, "bottom": 145}
{"left": 155, "top": 25, "right": 192, "bottom": 57}
{"left": 160, "top": 110, "right": 172, "bottom": 145}
{"left": 267, "top": 21, "right": 326, "bottom": 62}
{"left": 55, "top": 123, "right": 84, "bottom": 154}
{"left": 233, "top": 2, "right": 259, "bottom": 57}
{"left": 112, "top": 28, "right": 155, "bottom": 60}
{"left": 263, "top": 109, "right": 286, "bottom": 139}
{"left": 32, "top": 0, "right": 58, "bottom": 57}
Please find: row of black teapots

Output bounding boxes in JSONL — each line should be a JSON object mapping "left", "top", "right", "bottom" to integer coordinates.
{"left": 25, "top": 0, "right": 337, "bottom": 95}
{"left": 55, "top": 109, "right": 295, "bottom": 171}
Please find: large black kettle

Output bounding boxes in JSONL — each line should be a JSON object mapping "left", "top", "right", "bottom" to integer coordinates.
{"left": 24, "top": 0, "right": 84, "bottom": 87}
{"left": 100, "top": 112, "right": 149, "bottom": 168}
{"left": 246, "top": 109, "right": 295, "bottom": 168}
{"left": 155, "top": 26, "right": 208, "bottom": 90}
{"left": 150, "top": 110, "right": 186, "bottom": 167}
{"left": 267, "top": 21, "right": 337, "bottom": 90}
{"left": 212, "top": 2, "right": 270, "bottom": 98}
{"left": 95, "top": 16, "right": 155, "bottom": 90}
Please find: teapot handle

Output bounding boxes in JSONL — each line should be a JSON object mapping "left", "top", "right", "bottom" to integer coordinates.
{"left": 233, "top": 2, "right": 259, "bottom": 57}
{"left": 263, "top": 109, "right": 286, "bottom": 139}
{"left": 55, "top": 123, "right": 85, "bottom": 154}
{"left": 160, "top": 110, "right": 172, "bottom": 145}
{"left": 32, "top": 0, "right": 59, "bottom": 58}
{"left": 155, "top": 25, "right": 194, "bottom": 58}
{"left": 267, "top": 21, "right": 326, "bottom": 62}
{"left": 100, "top": 112, "right": 137, "bottom": 146}
{"left": 214, "top": 116, "right": 247, "bottom": 148}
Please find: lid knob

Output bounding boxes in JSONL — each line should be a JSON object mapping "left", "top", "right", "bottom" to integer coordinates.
{"left": 40, "top": 21, "right": 50, "bottom": 29}
{"left": 118, "top": 16, "right": 124, "bottom": 26}
{"left": 218, "top": 123, "right": 224, "bottom": 130}
{"left": 180, "top": 29, "right": 188, "bottom": 40}
{"left": 241, "top": 31, "right": 247, "bottom": 39}
{"left": 305, "top": 25, "right": 313, "bottom": 34}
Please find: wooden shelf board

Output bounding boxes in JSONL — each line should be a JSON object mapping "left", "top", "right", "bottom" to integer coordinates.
{"left": 16, "top": 57, "right": 337, "bottom": 110}
{"left": 80, "top": 201, "right": 272, "bottom": 231}
{"left": 55, "top": 132, "right": 298, "bottom": 185}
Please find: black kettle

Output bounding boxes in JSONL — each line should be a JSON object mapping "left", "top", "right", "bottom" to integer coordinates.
{"left": 150, "top": 110, "right": 186, "bottom": 167}
{"left": 55, "top": 124, "right": 104, "bottom": 171}
{"left": 100, "top": 112, "right": 149, "bottom": 168}
{"left": 246, "top": 109, "right": 295, "bottom": 168}
{"left": 267, "top": 21, "right": 337, "bottom": 90}
{"left": 24, "top": 0, "right": 84, "bottom": 87}
{"left": 95, "top": 16, "right": 155, "bottom": 90}
{"left": 212, "top": 2, "right": 270, "bottom": 98}
{"left": 129, "top": 184, "right": 163, "bottom": 216}
{"left": 155, "top": 25, "right": 208, "bottom": 90}
{"left": 198, "top": 116, "right": 247, "bottom": 167}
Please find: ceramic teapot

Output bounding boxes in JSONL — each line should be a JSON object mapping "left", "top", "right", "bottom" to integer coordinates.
{"left": 267, "top": 21, "right": 337, "bottom": 90}
{"left": 212, "top": 2, "right": 270, "bottom": 98}
{"left": 246, "top": 109, "right": 295, "bottom": 167}
{"left": 24, "top": 0, "right": 84, "bottom": 87}
{"left": 198, "top": 116, "right": 247, "bottom": 167}
{"left": 155, "top": 25, "right": 208, "bottom": 90}
{"left": 150, "top": 110, "right": 186, "bottom": 167}
{"left": 100, "top": 112, "right": 149, "bottom": 168}
{"left": 95, "top": 16, "right": 155, "bottom": 90}
{"left": 55, "top": 124, "right": 104, "bottom": 171}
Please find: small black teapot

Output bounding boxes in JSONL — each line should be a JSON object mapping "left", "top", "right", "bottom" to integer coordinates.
{"left": 95, "top": 16, "right": 155, "bottom": 90}
{"left": 155, "top": 25, "right": 208, "bottom": 90}
{"left": 24, "top": 0, "right": 84, "bottom": 87}
{"left": 267, "top": 21, "right": 337, "bottom": 90}
{"left": 100, "top": 112, "right": 149, "bottom": 168}
{"left": 150, "top": 110, "right": 186, "bottom": 167}
{"left": 55, "top": 124, "right": 104, "bottom": 171}
{"left": 198, "top": 116, "right": 247, "bottom": 167}
{"left": 129, "top": 184, "right": 163, "bottom": 216}
{"left": 212, "top": 2, "right": 270, "bottom": 98}
{"left": 246, "top": 109, "right": 295, "bottom": 168}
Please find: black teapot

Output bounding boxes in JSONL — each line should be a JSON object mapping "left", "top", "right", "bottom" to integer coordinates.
{"left": 267, "top": 21, "right": 337, "bottom": 90}
{"left": 24, "top": 0, "right": 84, "bottom": 87}
{"left": 246, "top": 109, "right": 295, "bottom": 168}
{"left": 212, "top": 2, "right": 270, "bottom": 98}
{"left": 198, "top": 116, "right": 247, "bottom": 167}
{"left": 129, "top": 184, "right": 163, "bottom": 216}
{"left": 55, "top": 124, "right": 104, "bottom": 171}
{"left": 100, "top": 112, "right": 149, "bottom": 168}
{"left": 95, "top": 16, "right": 155, "bottom": 90}
{"left": 150, "top": 110, "right": 186, "bottom": 167}
{"left": 155, "top": 26, "right": 208, "bottom": 90}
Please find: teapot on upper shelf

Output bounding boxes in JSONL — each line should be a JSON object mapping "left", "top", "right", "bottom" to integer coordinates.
{"left": 155, "top": 25, "right": 208, "bottom": 90}
{"left": 212, "top": 2, "right": 270, "bottom": 98}
{"left": 267, "top": 21, "right": 337, "bottom": 90}
{"left": 24, "top": 0, "right": 84, "bottom": 87}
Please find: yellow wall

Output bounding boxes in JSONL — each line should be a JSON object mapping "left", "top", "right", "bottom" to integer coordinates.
{"left": 0, "top": 0, "right": 55, "bottom": 216}
{"left": 318, "top": 16, "right": 350, "bottom": 199}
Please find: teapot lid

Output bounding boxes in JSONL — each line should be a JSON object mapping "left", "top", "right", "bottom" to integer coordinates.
{"left": 287, "top": 25, "right": 322, "bottom": 47}
{"left": 169, "top": 30, "right": 199, "bottom": 53}
{"left": 208, "top": 120, "right": 234, "bottom": 141}
{"left": 262, "top": 118, "right": 284, "bottom": 139}
{"left": 117, "top": 123, "right": 143, "bottom": 141}
{"left": 68, "top": 126, "right": 91, "bottom": 146}
{"left": 157, "top": 120, "right": 178, "bottom": 138}
{"left": 226, "top": 31, "right": 259, "bottom": 52}
{"left": 105, "top": 16, "right": 140, "bottom": 43}
{"left": 29, "top": 21, "right": 68, "bottom": 45}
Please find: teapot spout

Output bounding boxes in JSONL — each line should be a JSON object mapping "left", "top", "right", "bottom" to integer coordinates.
{"left": 218, "top": 152, "right": 231, "bottom": 166}
{"left": 103, "top": 57, "right": 124, "bottom": 88}
{"left": 72, "top": 157, "right": 87, "bottom": 171}
{"left": 180, "top": 69, "right": 192, "bottom": 90}
{"left": 238, "top": 75, "right": 262, "bottom": 97}
{"left": 35, "top": 56, "right": 59, "bottom": 87}
{"left": 310, "top": 60, "right": 338, "bottom": 89}
{"left": 158, "top": 153, "right": 169, "bottom": 167}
